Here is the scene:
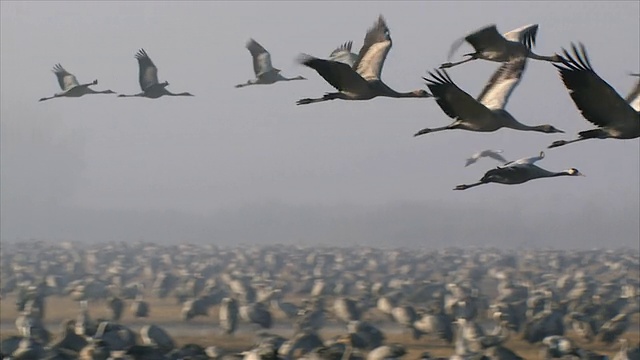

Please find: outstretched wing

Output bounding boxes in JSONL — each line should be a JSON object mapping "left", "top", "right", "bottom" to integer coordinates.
{"left": 447, "top": 24, "right": 504, "bottom": 61}
{"left": 424, "top": 69, "right": 493, "bottom": 121}
{"left": 329, "top": 41, "right": 358, "bottom": 68}
{"left": 476, "top": 57, "right": 528, "bottom": 110}
{"left": 625, "top": 74, "right": 640, "bottom": 112}
{"left": 502, "top": 24, "right": 538, "bottom": 50}
{"left": 554, "top": 43, "right": 638, "bottom": 129}
{"left": 354, "top": 15, "right": 392, "bottom": 81}
{"left": 500, "top": 151, "right": 544, "bottom": 168}
{"left": 485, "top": 150, "right": 508, "bottom": 163}
{"left": 52, "top": 64, "right": 80, "bottom": 91}
{"left": 246, "top": 38, "right": 277, "bottom": 77}
{"left": 330, "top": 41, "right": 353, "bottom": 57}
{"left": 482, "top": 164, "right": 536, "bottom": 183}
{"left": 135, "top": 49, "right": 160, "bottom": 91}
{"left": 297, "top": 54, "right": 369, "bottom": 94}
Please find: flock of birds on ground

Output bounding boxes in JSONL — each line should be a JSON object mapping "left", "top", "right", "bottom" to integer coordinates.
{"left": 0, "top": 240, "right": 639, "bottom": 359}
{"left": 36, "top": 15, "right": 639, "bottom": 190}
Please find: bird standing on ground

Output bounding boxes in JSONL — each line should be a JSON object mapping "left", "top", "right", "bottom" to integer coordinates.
{"left": 118, "top": 49, "right": 194, "bottom": 99}
{"left": 296, "top": 15, "right": 431, "bottom": 105}
{"left": 39, "top": 64, "right": 116, "bottom": 102}
{"left": 454, "top": 151, "right": 584, "bottom": 190}
{"left": 548, "top": 43, "right": 639, "bottom": 149}
{"left": 235, "top": 39, "right": 306, "bottom": 88}
{"left": 439, "top": 24, "right": 562, "bottom": 69}
{"left": 414, "top": 58, "right": 564, "bottom": 137}
{"left": 465, "top": 150, "right": 508, "bottom": 167}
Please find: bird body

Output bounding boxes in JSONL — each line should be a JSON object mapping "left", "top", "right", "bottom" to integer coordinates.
{"left": 548, "top": 43, "right": 640, "bottom": 148}
{"left": 440, "top": 24, "right": 562, "bottom": 69}
{"left": 236, "top": 39, "right": 306, "bottom": 88}
{"left": 414, "top": 65, "right": 564, "bottom": 137}
{"left": 296, "top": 15, "right": 431, "bottom": 105}
{"left": 118, "top": 49, "right": 194, "bottom": 98}
{"left": 39, "top": 64, "right": 116, "bottom": 101}
{"left": 454, "top": 152, "right": 583, "bottom": 190}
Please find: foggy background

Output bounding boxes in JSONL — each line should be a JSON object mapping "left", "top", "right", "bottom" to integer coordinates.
{"left": 1, "top": 1, "right": 638, "bottom": 249}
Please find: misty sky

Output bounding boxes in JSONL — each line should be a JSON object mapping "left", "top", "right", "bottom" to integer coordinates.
{"left": 1, "top": 1, "right": 638, "bottom": 248}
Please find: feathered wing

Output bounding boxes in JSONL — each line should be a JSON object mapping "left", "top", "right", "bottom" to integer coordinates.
{"left": 555, "top": 43, "right": 638, "bottom": 130}
{"left": 135, "top": 49, "right": 160, "bottom": 91}
{"left": 297, "top": 54, "right": 369, "bottom": 94}
{"left": 354, "top": 15, "right": 392, "bottom": 81}
{"left": 424, "top": 69, "right": 494, "bottom": 122}
{"left": 246, "top": 38, "right": 276, "bottom": 76}
{"left": 625, "top": 75, "right": 640, "bottom": 112}
{"left": 500, "top": 151, "right": 544, "bottom": 168}
{"left": 476, "top": 56, "right": 528, "bottom": 110}
{"left": 52, "top": 64, "right": 80, "bottom": 91}
{"left": 482, "top": 164, "right": 536, "bottom": 183}
{"left": 502, "top": 24, "right": 538, "bottom": 49}
{"left": 485, "top": 151, "right": 508, "bottom": 163}
{"left": 329, "top": 41, "right": 358, "bottom": 68}
{"left": 330, "top": 41, "right": 353, "bottom": 57}
{"left": 464, "top": 24, "right": 506, "bottom": 53}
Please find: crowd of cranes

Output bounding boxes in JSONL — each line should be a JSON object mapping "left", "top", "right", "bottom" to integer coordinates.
{"left": 1, "top": 240, "right": 639, "bottom": 359}
{"left": 36, "top": 15, "right": 639, "bottom": 192}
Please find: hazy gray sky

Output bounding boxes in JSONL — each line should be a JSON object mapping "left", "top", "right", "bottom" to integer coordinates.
{"left": 1, "top": 1, "right": 638, "bottom": 248}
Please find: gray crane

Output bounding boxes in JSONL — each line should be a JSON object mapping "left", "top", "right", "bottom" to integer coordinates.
{"left": 454, "top": 151, "right": 583, "bottom": 190}
{"left": 39, "top": 64, "right": 116, "bottom": 101}
{"left": 235, "top": 38, "right": 306, "bottom": 88}
{"left": 548, "top": 43, "right": 639, "bottom": 148}
{"left": 296, "top": 15, "right": 431, "bottom": 105}
{"left": 440, "top": 24, "right": 562, "bottom": 69}
{"left": 118, "top": 48, "right": 194, "bottom": 98}
{"left": 414, "top": 59, "right": 564, "bottom": 137}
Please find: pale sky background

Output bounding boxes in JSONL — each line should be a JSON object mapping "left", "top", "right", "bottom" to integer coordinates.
{"left": 1, "top": 1, "right": 638, "bottom": 249}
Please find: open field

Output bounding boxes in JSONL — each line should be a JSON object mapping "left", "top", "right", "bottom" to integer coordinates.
{"left": 2, "top": 294, "right": 638, "bottom": 358}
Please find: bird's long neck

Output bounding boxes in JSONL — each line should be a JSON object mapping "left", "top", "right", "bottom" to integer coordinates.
{"left": 548, "top": 170, "right": 574, "bottom": 178}
{"left": 283, "top": 76, "right": 305, "bottom": 81}
{"left": 165, "top": 91, "right": 192, "bottom": 96}
{"left": 528, "top": 51, "right": 560, "bottom": 63}
{"left": 454, "top": 181, "right": 486, "bottom": 190}
{"left": 414, "top": 124, "right": 456, "bottom": 137}
{"left": 504, "top": 119, "right": 549, "bottom": 133}
{"left": 118, "top": 93, "right": 144, "bottom": 97}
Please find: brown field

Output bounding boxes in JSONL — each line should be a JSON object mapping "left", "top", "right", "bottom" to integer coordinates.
{"left": 1, "top": 293, "right": 638, "bottom": 359}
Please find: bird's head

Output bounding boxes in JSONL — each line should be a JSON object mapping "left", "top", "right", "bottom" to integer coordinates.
{"left": 566, "top": 168, "right": 585, "bottom": 177}
{"left": 412, "top": 89, "right": 432, "bottom": 98}
{"left": 551, "top": 53, "right": 565, "bottom": 63}
{"left": 540, "top": 125, "right": 564, "bottom": 133}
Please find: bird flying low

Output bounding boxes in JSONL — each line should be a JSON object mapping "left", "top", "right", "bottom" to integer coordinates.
{"left": 440, "top": 23, "right": 562, "bottom": 70}
{"left": 548, "top": 43, "right": 640, "bottom": 149}
{"left": 235, "top": 38, "right": 306, "bottom": 88}
{"left": 118, "top": 49, "right": 194, "bottom": 99}
{"left": 454, "top": 151, "right": 584, "bottom": 191}
{"left": 296, "top": 15, "right": 432, "bottom": 105}
{"left": 39, "top": 64, "right": 116, "bottom": 102}
{"left": 414, "top": 59, "right": 564, "bottom": 137}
